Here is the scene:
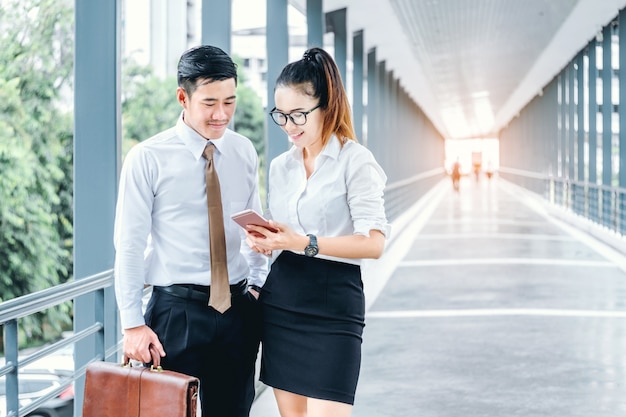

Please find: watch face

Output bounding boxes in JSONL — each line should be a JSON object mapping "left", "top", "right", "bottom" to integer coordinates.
{"left": 305, "top": 234, "right": 318, "bottom": 257}
{"left": 305, "top": 245, "right": 318, "bottom": 257}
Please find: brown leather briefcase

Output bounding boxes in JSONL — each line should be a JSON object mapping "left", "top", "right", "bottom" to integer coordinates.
{"left": 83, "top": 361, "right": 199, "bottom": 417}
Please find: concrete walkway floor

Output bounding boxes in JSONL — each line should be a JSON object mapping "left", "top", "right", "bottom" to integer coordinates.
{"left": 251, "top": 176, "right": 626, "bottom": 416}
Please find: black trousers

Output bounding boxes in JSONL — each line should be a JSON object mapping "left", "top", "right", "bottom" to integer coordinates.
{"left": 145, "top": 283, "right": 261, "bottom": 417}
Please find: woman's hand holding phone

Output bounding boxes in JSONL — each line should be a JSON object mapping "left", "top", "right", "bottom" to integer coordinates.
{"left": 231, "top": 209, "right": 278, "bottom": 239}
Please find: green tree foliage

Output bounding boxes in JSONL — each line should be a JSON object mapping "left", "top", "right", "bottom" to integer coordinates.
{"left": 233, "top": 56, "right": 267, "bottom": 201}
{"left": 121, "top": 58, "right": 181, "bottom": 155}
{"left": 232, "top": 56, "right": 266, "bottom": 156}
{"left": 0, "top": 0, "right": 74, "bottom": 347}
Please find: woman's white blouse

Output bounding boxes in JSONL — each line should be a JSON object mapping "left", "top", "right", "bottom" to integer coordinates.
{"left": 267, "top": 137, "right": 391, "bottom": 265}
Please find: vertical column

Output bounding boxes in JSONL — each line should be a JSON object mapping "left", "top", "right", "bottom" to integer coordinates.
{"left": 367, "top": 48, "right": 378, "bottom": 151}
{"left": 576, "top": 51, "right": 585, "bottom": 215}
{"left": 558, "top": 73, "right": 566, "bottom": 204}
{"left": 602, "top": 24, "right": 613, "bottom": 227}
{"left": 568, "top": 61, "right": 576, "bottom": 209}
{"left": 150, "top": 0, "right": 188, "bottom": 78}
{"left": 545, "top": 80, "right": 560, "bottom": 202}
{"left": 588, "top": 39, "right": 598, "bottom": 221}
{"left": 202, "top": 0, "right": 231, "bottom": 53}
{"left": 538, "top": 95, "right": 546, "bottom": 194}
{"left": 394, "top": 78, "right": 401, "bottom": 175}
{"left": 385, "top": 67, "right": 394, "bottom": 173}
{"left": 266, "top": 0, "right": 289, "bottom": 176}
{"left": 528, "top": 110, "right": 534, "bottom": 180}
{"left": 377, "top": 60, "right": 387, "bottom": 167}
{"left": 559, "top": 73, "right": 566, "bottom": 178}
{"left": 526, "top": 98, "right": 532, "bottom": 175}
{"left": 404, "top": 86, "right": 414, "bottom": 174}
{"left": 74, "top": 0, "right": 121, "bottom": 414}
{"left": 619, "top": 11, "right": 626, "bottom": 233}
{"left": 201, "top": 0, "right": 232, "bottom": 128}
{"left": 399, "top": 89, "right": 409, "bottom": 175}
{"left": 325, "top": 8, "right": 347, "bottom": 83}
{"left": 353, "top": 30, "right": 364, "bottom": 142}
{"left": 387, "top": 72, "right": 397, "bottom": 174}
{"left": 307, "top": 0, "right": 323, "bottom": 47}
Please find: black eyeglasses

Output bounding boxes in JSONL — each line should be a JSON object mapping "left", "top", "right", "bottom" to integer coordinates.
{"left": 269, "top": 104, "right": 320, "bottom": 126}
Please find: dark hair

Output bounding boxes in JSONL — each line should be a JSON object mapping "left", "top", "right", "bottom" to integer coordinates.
{"left": 275, "top": 47, "right": 357, "bottom": 146}
{"left": 177, "top": 45, "right": 238, "bottom": 96}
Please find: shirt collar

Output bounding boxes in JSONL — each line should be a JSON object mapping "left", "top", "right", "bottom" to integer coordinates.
{"left": 175, "top": 112, "right": 226, "bottom": 160}
{"left": 321, "top": 135, "right": 342, "bottom": 160}
{"left": 286, "top": 135, "right": 342, "bottom": 162}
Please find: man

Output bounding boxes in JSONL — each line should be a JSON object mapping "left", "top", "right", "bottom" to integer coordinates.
{"left": 114, "top": 45, "right": 267, "bottom": 417}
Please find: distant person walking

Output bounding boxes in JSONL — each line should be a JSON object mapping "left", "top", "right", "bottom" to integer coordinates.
{"left": 473, "top": 162, "right": 481, "bottom": 181}
{"left": 451, "top": 159, "right": 461, "bottom": 191}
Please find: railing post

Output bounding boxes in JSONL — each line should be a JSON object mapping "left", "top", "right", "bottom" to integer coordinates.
{"left": 3, "top": 320, "right": 18, "bottom": 417}
{"left": 95, "top": 288, "right": 105, "bottom": 362}
{"left": 614, "top": 190, "right": 620, "bottom": 232}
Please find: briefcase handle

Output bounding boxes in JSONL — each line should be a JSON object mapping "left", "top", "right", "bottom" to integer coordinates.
{"left": 123, "top": 343, "right": 162, "bottom": 369}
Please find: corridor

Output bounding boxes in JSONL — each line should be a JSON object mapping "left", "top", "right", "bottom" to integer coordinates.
{"left": 253, "top": 175, "right": 626, "bottom": 416}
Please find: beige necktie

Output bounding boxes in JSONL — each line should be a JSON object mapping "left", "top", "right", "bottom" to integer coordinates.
{"left": 203, "top": 143, "right": 231, "bottom": 313}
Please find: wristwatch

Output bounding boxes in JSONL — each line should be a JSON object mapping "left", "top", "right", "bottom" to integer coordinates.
{"left": 304, "top": 234, "right": 319, "bottom": 257}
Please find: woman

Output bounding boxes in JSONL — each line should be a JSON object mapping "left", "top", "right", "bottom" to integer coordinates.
{"left": 246, "top": 47, "right": 390, "bottom": 417}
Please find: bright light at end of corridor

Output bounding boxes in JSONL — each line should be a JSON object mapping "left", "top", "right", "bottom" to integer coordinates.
{"left": 444, "top": 138, "right": 499, "bottom": 175}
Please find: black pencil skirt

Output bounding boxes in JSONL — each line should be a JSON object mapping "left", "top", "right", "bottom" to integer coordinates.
{"left": 259, "top": 251, "right": 365, "bottom": 405}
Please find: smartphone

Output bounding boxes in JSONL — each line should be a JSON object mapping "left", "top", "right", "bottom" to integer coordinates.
{"left": 231, "top": 209, "right": 278, "bottom": 236}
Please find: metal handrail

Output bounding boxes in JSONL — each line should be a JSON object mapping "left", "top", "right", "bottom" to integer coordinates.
{"left": 498, "top": 166, "right": 626, "bottom": 237}
{"left": 0, "top": 269, "right": 115, "bottom": 417}
{"left": 384, "top": 168, "right": 446, "bottom": 221}
{"left": 0, "top": 270, "right": 113, "bottom": 324}
{"left": 385, "top": 167, "right": 446, "bottom": 191}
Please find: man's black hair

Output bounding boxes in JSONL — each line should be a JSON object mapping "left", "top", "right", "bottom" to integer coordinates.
{"left": 177, "top": 45, "right": 238, "bottom": 94}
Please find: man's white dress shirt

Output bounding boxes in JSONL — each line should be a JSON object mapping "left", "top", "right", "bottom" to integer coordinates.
{"left": 114, "top": 115, "right": 268, "bottom": 329}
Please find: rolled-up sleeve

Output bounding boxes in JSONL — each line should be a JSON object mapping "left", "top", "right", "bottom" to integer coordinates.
{"left": 346, "top": 148, "right": 392, "bottom": 238}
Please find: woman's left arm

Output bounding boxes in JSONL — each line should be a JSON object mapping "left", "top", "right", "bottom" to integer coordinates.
{"left": 316, "top": 230, "right": 386, "bottom": 259}
{"left": 246, "top": 223, "right": 386, "bottom": 259}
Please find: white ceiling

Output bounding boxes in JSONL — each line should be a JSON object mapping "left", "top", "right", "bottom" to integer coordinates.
{"left": 292, "top": 0, "right": 626, "bottom": 139}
